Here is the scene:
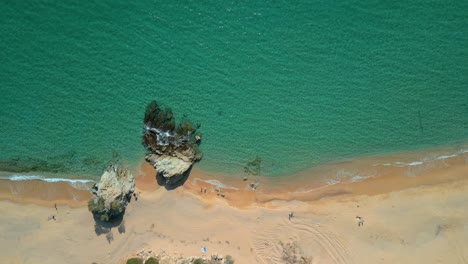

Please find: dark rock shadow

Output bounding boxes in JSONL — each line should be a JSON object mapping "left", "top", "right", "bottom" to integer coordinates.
{"left": 93, "top": 212, "right": 124, "bottom": 236}
{"left": 117, "top": 220, "right": 126, "bottom": 234}
{"left": 104, "top": 230, "right": 114, "bottom": 244}
{"left": 156, "top": 166, "right": 193, "bottom": 191}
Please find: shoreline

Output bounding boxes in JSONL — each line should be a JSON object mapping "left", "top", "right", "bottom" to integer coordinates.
{"left": 0, "top": 145, "right": 466, "bottom": 209}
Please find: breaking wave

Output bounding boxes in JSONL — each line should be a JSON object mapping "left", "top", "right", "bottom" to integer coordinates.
{"left": 192, "top": 178, "right": 239, "bottom": 190}
{"left": 0, "top": 175, "right": 95, "bottom": 190}
{"left": 378, "top": 148, "right": 468, "bottom": 167}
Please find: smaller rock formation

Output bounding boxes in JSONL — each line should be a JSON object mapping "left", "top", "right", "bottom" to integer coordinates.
{"left": 145, "top": 153, "right": 193, "bottom": 186}
{"left": 88, "top": 164, "right": 135, "bottom": 222}
{"left": 142, "top": 100, "right": 202, "bottom": 188}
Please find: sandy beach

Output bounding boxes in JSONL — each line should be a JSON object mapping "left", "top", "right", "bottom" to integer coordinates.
{"left": 0, "top": 154, "right": 467, "bottom": 264}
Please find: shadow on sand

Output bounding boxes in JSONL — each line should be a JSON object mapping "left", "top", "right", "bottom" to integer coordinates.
{"left": 93, "top": 213, "right": 126, "bottom": 244}
{"left": 155, "top": 166, "right": 193, "bottom": 190}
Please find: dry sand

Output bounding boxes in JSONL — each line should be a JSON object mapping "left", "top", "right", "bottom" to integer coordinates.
{"left": 0, "top": 155, "right": 467, "bottom": 264}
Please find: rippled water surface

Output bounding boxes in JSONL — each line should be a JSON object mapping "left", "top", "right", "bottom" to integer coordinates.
{"left": 1, "top": 1, "right": 467, "bottom": 178}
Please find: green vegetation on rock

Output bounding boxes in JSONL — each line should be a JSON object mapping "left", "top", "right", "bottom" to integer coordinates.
{"left": 88, "top": 196, "right": 124, "bottom": 222}
{"left": 144, "top": 257, "right": 159, "bottom": 264}
{"left": 88, "top": 197, "right": 105, "bottom": 214}
{"left": 126, "top": 258, "right": 143, "bottom": 264}
{"left": 224, "top": 255, "right": 235, "bottom": 264}
{"left": 110, "top": 200, "right": 120, "bottom": 211}
{"left": 193, "top": 259, "right": 204, "bottom": 264}
{"left": 175, "top": 118, "right": 195, "bottom": 137}
{"left": 144, "top": 101, "right": 176, "bottom": 132}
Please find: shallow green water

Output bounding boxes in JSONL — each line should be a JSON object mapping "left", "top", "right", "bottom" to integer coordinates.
{"left": 1, "top": 0, "right": 467, "bottom": 178}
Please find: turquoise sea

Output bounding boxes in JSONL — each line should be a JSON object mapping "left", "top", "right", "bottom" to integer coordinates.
{"left": 1, "top": 1, "right": 467, "bottom": 180}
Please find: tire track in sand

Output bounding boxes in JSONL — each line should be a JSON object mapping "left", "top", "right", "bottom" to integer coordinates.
{"left": 252, "top": 221, "right": 288, "bottom": 264}
{"left": 293, "top": 218, "right": 355, "bottom": 264}
{"left": 252, "top": 217, "right": 354, "bottom": 264}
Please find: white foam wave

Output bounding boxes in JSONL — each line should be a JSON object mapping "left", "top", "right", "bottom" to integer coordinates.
{"left": 350, "top": 175, "right": 371, "bottom": 183}
{"left": 383, "top": 161, "right": 424, "bottom": 167}
{"left": 326, "top": 179, "right": 341, "bottom": 185}
{"left": 289, "top": 184, "right": 330, "bottom": 194}
{"left": 0, "top": 175, "right": 95, "bottom": 191}
{"left": 193, "top": 178, "right": 239, "bottom": 190}
{"left": 379, "top": 148, "right": 468, "bottom": 167}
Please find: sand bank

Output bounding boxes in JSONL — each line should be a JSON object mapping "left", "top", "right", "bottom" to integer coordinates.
{"left": 0, "top": 150, "right": 467, "bottom": 263}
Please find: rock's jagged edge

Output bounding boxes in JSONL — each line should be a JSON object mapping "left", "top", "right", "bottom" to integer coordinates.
{"left": 88, "top": 164, "right": 135, "bottom": 222}
{"left": 122, "top": 249, "right": 234, "bottom": 264}
{"left": 142, "top": 100, "right": 202, "bottom": 189}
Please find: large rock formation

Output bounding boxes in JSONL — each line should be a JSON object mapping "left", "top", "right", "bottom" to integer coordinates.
{"left": 88, "top": 164, "right": 135, "bottom": 221}
{"left": 142, "top": 101, "right": 202, "bottom": 188}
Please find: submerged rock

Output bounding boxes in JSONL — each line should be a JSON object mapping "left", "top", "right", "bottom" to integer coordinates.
{"left": 88, "top": 165, "right": 135, "bottom": 222}
{"left": 142, "top": 100, "right": 202, "bottom": 188}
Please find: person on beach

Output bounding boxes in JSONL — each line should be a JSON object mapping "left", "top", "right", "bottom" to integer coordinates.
{"left": 54, "top": 203, "right": 57, "bottom": 211}
{"left": 356, "top": 216, "right": 364, "bottom": 226}
{"left": 289, "top": 212, "right": 294, "bottom": 220}
{"left": 201, "top": 246, "right": 207, "bottom": 256}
